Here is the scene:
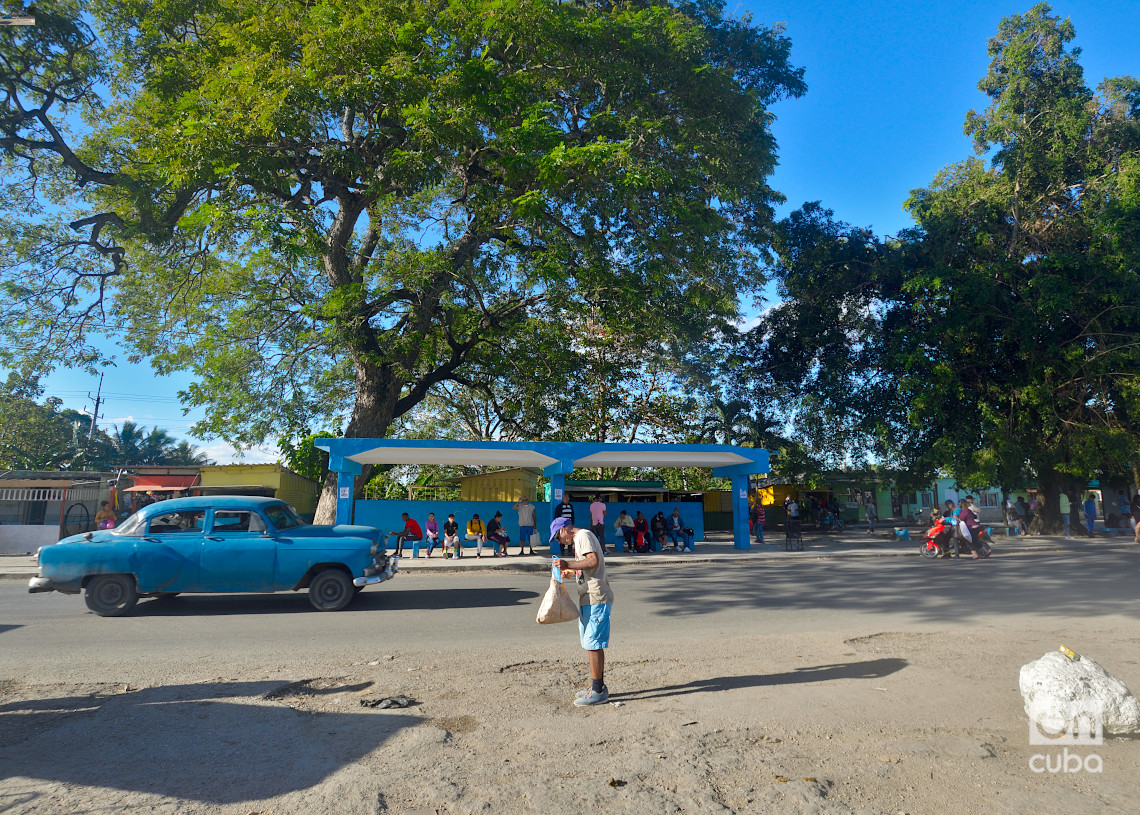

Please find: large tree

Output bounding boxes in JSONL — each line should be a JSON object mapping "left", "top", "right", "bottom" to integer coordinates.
{"left": 0, "top": 0, "right": 805, "bottom": 520}
{"left": 743, "top": 4, "right": 1140, "bottom": 526}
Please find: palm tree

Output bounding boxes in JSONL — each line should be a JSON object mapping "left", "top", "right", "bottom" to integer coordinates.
{"left": 140, "top": 427, "right": 177, "bottom": 464}
{"left": 166, "top": 440, "right": 211, "bottom": 466}
{"left": 699, "top": 398, "right": 751, "bottom": 445}
{"left": 109, "top": 421, "right": 148, "bottom": 465}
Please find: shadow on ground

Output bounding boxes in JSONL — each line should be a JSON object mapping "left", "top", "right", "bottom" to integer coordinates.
{"left": 125, "top": 586, "right": 539, "bottom": 616}
{"left": 0, "top": 680, "right": 414, "bottom": 804}
{"left": 614, "top": 658, "right": 908, "bottom": 701}
{"left": 620, "top": 551, "right": 1140, "bottom": 623}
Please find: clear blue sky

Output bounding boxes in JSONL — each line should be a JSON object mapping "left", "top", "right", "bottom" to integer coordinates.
{"left": 758, "top": 0, "right": 1139, "bottom": 234}
{"left": 37, "top": 0, "right": 1140, "bottom": 460}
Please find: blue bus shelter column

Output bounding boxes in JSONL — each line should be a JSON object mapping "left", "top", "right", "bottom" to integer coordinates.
{"left": 543, "top": 461, "right": 574, "bottom": 554}
{"left": 730, "top": 473, "right": 751, "bottom": 550}
{"left": 330, "top": 456, "right": 364, "bottom": 526}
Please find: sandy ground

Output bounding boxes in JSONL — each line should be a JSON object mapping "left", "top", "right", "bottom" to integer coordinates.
{"left": 3, "top": 619, "right": 1140, "bottom": 814}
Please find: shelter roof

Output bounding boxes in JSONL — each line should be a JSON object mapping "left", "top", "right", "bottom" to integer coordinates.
{"left": 317, "top": 438, "right": 768, "bottom": 477}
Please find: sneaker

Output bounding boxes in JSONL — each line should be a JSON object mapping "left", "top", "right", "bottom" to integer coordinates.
{"left": 573, "top": 687, "right": 608, "bottom": 706}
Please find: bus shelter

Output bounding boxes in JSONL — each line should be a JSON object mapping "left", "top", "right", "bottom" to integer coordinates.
{"left": 316, "top": 439, "right": 770, "bottom": 550}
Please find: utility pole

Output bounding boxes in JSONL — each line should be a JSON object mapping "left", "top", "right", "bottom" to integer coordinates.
{"left": 87, "top": 373, "right": 104, "bottom": 443}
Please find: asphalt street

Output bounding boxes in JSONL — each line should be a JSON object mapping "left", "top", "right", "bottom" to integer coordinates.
{"left": 4, "top": 550, "right": 1138, "bottom": 685}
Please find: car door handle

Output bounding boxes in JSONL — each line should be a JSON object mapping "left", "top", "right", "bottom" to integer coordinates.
{"left": 206, "top": 536, "right": 223, "bottom": 541}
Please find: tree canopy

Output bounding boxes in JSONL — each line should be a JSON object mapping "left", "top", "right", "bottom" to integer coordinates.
{"left": 0, "top": 0, "right": 805, "bottom": 519}
{"left": 740, "top": 4, "right": 1140, "bottom": 517}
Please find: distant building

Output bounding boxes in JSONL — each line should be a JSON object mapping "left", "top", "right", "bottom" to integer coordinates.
{"left": 0, "top": 471, "right": 114, "bottom": 553}
{"left": 194, "top": 463, "right": 321, "bottom": 517}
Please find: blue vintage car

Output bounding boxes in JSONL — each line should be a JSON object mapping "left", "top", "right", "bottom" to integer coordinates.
{"left": 28, "top": 495, "right": 398, "bottom": 616}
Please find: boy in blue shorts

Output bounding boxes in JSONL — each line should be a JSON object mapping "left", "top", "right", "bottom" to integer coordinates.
{"left": 552, "top": 516, "right": 614, "bottom": 706}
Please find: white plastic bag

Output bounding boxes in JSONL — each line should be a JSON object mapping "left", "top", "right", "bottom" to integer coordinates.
{"left": 536, "top": 577, "right": 578, "bottom": 624}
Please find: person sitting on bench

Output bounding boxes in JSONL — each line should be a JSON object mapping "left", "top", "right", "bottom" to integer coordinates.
{"left": 666, "top": 507, "right": 695, "bottom": 551}
{"left": 633, "top": 511, "right": 650, "bottom": 553}
{"left": 486, "top": 511, "right": 510, "bottom": 557}
{"left": 388, "top": 512, "right": 422, "bottom": 557}
{"left": 466, "top": 514, "right": 488, "bottom": 557}
{"left": 443, "top": 513, "right": 461, "bottom": 558}
{"left": 613, "top": 510, "right": 635, "bottom": 551}
{"left": 424, "top": 512, "right": 440, "bottom": 557}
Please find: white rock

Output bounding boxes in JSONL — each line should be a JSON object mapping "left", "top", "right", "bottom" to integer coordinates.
{"left": 1020, "top": 651, "right": 1140, "bottom": 735}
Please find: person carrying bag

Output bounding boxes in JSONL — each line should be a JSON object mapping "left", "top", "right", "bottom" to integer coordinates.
{"left": 536, "top": 557, "right": 578, "bottom": 624}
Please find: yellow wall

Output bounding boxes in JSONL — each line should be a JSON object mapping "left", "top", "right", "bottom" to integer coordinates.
{"left": 199, "top": 464, "right": 321, "bottom": 515}
{"left": 458, "top": 469, "right": 539, "bottom": 502}
{"left": 756, "top": 485, "right": 798, "bottom": 506}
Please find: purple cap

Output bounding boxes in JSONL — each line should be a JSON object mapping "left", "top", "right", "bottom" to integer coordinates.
{"left": 549, "top": 517, "right": 571, "bottom": 542}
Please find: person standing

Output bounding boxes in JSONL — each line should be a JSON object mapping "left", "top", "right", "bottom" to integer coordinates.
{"left": 589, "top": 495, "right": 607, "bottom": 553}
{"left": 1013, "top": 497, "right": 1030, "bottom": 535}
{"left": 95, "top": 501, "right": 116, "bottom": 529}
{"left": 864, "top": 495, "right": 878, "bottom": 534}
{"left": 554, "top": 494, "right": 575, "bottom": 557}
{"left": 512, "top": 495, "right": 538, "bottom": 556}
{"left": 750, "top": 501, "right": 766, "bottom": 544}
{"left": 1083, "top": 493, "right": 1098, "bottom": 536}
{"left": 1058, "top": 491, "right": 1072, "bottom": 538}
{"left": 551, "top": 517, "right": 614, "bottom": 706}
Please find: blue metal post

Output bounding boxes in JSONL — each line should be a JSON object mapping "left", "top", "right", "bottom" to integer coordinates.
{"left": 731, "top": 473, "right": 751, "bottom": 550}
{"left": 331, "top": 456, "right": 364, "bottom": 526}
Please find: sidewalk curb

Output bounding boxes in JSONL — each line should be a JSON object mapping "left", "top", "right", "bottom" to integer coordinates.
{"left": 3, "top": 538, "right": 1132, "bottom": 581}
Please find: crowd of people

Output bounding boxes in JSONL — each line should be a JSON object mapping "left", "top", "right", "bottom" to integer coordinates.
{"left": 384, "top": 494, "right": 699, "bottom": 558}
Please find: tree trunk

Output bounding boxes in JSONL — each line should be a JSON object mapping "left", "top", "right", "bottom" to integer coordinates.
{"left": 1035, "top": 464, "right": 1063, "bottom": 535}
{"left": 312, "top": 360, "right": 400, "bottom": 525}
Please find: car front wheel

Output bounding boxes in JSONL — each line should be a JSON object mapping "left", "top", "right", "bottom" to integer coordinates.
{"left": 85, "top": 574, "right": 139, "bottom": 617}
{"left": 308, "top": 569, "right": 354, "bottom": 612}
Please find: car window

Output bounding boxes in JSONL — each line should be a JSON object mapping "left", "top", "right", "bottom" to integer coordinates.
{"left": 212, "top": 511, "right": 267, "bottom": 533}
{"left": 147, "top": 510, "right": 207, "bottom": 534}
{"left": 264, "top": 504, "right": 303, "bottom": 530}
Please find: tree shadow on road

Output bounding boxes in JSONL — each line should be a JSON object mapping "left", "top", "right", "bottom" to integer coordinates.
{"left": 0, "top": 680, "right": 416, "bottom": 804}
{"left": 126, "top": 586, "right": 539, "bottom": 616}
{"left": 613, "top": 658, "right": 908, "bottom": 701}
{"left": 620, "top": 551, "right": 1140, "bottom": 623}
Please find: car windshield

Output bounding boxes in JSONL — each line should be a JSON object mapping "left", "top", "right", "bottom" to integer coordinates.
{"left": 113, "top": 512, "right": 146, "bottom": 537}
{"left": 264, "top": 503, "right": 303, "bottom": 530}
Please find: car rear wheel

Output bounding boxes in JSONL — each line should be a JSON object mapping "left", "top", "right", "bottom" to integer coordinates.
{"left": 308, "top": 569, "right": 354, "bottom": 612}
{"left": 85, "top": 575, "right": 139, "bottom": 617}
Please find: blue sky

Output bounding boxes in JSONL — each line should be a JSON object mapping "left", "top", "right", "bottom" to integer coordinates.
{"left": 36, "top": 0, "right": 1140, "bottom": 461}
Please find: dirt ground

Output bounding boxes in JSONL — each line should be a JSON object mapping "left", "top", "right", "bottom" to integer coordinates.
{"left": 3, "top": 616, "right": 1140, "bottom": 814}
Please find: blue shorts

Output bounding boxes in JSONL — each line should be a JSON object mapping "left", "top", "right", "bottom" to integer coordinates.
{"left": 579, "top": 602, "right": 611, "bottom": 650}
{"left": 519, "top": 525, "right": 534, "bottom": 541}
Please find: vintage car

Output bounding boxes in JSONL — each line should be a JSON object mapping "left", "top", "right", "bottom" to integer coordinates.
{"left": 28, "top": 495, "right": 397, "bottom": 616}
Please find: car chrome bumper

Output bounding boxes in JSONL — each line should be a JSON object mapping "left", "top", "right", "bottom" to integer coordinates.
{"left": 353, "top": 557, "right": 399, "bottom": 587}
{"left": 28, "top": 576, "right": 54, "bottom": 593}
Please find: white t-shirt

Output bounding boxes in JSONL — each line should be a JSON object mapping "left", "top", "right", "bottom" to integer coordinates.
{"left": 572, "top": 528, "right": 613, "bottom": 606}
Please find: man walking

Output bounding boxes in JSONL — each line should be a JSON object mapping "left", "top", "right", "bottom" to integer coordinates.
{"left": 551, "top": 517, "right": 613, "bottom": 706}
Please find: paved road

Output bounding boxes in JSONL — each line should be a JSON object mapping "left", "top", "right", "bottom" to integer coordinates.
{"left": 4, "top": 549, "right": 1138, "bottom": 684}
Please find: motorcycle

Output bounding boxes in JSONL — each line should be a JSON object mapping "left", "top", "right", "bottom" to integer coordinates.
{"left": 920, "top": 518, "right": 993, "bottom": 559}
{"left": 819, "top": 511, "right": 846, "bottom": 532}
